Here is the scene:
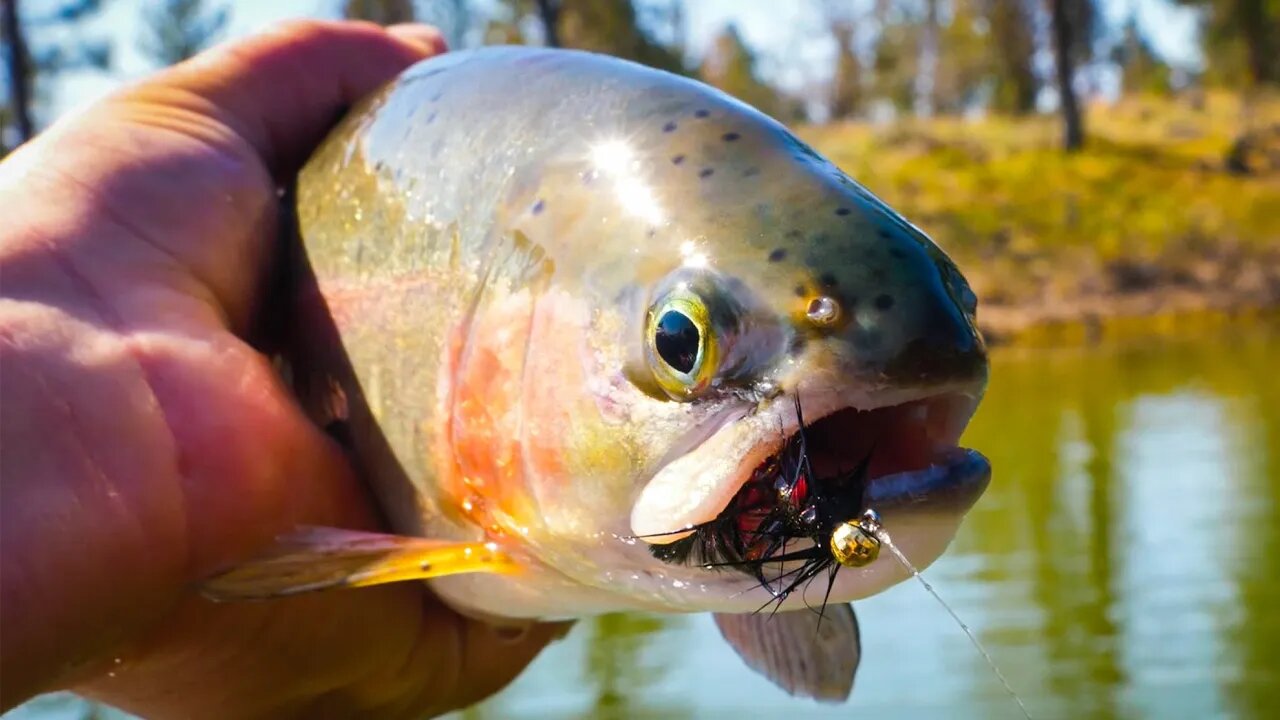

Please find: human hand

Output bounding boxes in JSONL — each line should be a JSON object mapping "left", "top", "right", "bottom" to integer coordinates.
{"left": 0, "top": 21, "right": 563, "bottom": 719}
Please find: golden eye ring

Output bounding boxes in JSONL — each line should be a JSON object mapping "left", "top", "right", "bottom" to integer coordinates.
{"left": 645, "top": 290, "right": 719, "bottom": 399}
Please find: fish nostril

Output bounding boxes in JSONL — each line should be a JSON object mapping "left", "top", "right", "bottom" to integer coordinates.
{"left": 806, "top": 296, "right": 841, "bottom": 326}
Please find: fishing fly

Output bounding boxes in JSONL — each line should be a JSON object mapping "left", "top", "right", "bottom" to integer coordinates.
{"left": 643, "top": 395, "right": 1033, "bottom": 718}
{"left": 645, "top": 395, "right": 884, "bottom": 613}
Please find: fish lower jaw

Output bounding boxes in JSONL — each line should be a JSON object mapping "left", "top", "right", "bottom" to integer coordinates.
{"left": 592, "top": 503, "right": 978, "bottom": 615}
{"left": 689, "top": 507, "right": 970, "bottom": 613}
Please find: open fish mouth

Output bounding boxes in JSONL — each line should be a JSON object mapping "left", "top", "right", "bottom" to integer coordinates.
{"left": 630, "top": 386, "right": 991, "bottom": 546}
{"left": 762, "top": 393, "right": 990, "bottom": 514}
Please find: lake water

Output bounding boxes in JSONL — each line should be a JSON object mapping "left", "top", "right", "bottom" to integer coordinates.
{"left": 9, "top": 318, "right": 1279, "bottom": 720}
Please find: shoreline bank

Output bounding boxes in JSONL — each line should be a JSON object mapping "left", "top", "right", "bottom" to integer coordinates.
{"left": 975, "top": 289, "right": 1279, "bottom": 347}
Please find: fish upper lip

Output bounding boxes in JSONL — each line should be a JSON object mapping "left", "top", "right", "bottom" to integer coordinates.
{"left": 629, "top": 380, "right": 987, "bottom": 540}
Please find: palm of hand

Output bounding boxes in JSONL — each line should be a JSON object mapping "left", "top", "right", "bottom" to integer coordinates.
{"left": 0, "top": 21, "right": 558, "bottom": 719}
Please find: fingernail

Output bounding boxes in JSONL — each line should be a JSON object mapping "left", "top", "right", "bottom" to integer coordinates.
{"left": 387, "top": 23, "right": 448, "bottom": 55}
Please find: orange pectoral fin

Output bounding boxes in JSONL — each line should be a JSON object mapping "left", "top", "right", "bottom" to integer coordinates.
{"left": 200, "top": 526, "right": 518, "bottom": 601}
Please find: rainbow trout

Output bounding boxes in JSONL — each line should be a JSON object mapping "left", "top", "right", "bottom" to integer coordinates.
{"left": 207, "top": 46, "right": 990, "bottom": 702}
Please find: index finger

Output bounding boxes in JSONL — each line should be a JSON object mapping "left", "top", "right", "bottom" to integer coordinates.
{"left": 143, "top": 20, "right": 446, "bottom": 181}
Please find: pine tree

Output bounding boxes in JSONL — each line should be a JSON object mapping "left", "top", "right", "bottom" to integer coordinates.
{"left": 1175, "top": 0, "right": 1278, "bottom": 88}
{"left": 872, "top": 6, "right": 922, "bottom": 114}
{"left": 823, "top": 0, "right": 866, "bottom": 120}
{"left": 932, "top": 0, "right": 992, "bottom": 114}
{"left": 343, "top": 0, "right": 416, "bottom": 25}
{"left": 138, "top": 0, "right": 228, "bottom": 67}
{"left": 700, "top": 23, "right": 784, "bottom": 120}
{"left": 983, "top": 0, "right": 1038, "bottom": 114}
{"left": 1112, "top": 18, "right": 1172, "bottom": 95}
{"left": 2, "top": 0, "right": 112, "bottom": 147}
{"left": 347, "top": 0, "right": 470, "bottom": 47}
{"left": 557, "top": 0, "right": 684, "bottom": 73}
{"left": 829, "top": 17, "right": 862, "bottom": 120}
{"left": 490, "top": 0, "right": 684, "bottom": 73}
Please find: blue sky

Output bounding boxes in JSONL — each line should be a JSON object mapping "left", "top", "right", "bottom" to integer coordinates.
{"left": 44, "top": 0, "right": 1204, "bottom": 120}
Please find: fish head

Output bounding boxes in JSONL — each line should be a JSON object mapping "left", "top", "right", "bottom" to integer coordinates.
{"left": 203, "top": 51, "right": 990, "bottom": 701}
{"left": 205, "top": 49, "right": 988, "bottom": 629}
{"left": 444, "top": 69, "right": 990, "bottom": 616}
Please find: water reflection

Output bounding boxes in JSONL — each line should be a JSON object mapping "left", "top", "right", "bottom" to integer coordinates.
{"left": 8, "top": 320, "right": 1280, "bottom": 719}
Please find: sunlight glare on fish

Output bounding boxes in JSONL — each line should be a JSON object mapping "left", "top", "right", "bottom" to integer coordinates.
{"left": 679, "top": 239, "right": 709, "bottom": 269}
{"left": 589, "top": 138, "right": 665, "bottom": 226}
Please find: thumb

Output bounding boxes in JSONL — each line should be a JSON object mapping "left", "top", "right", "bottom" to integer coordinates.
{"left": 135, "top": 19, "right": 446, "bottom": 181}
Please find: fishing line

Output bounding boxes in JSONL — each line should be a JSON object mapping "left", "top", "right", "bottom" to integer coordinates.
{"left": 871, "top": 524, "right": 1033, "bottom": 720}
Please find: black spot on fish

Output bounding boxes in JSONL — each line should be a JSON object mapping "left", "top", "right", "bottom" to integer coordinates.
{"left": 695, "top": 109, "right": 710, "bottom": 118}
{"left": 672, "top": 154, "right": 685, "bottom": 165}
{"left": 820, "top": 273, "right": 838, "bottom": 288}
{"left": 647, "top": 228, "right": 657, "bottom": 238}
{"left": 723, "top": 132, "right": 741, "bottom": 142}
{"left": 785, "top": 229, "right": 802, "bottom": 239}
{"left": 835, "top": 207, "right": 852, "bottom": 216}
{"left": 768, "top": 248, "right": 787, "bottom": 262}
{"left": 875, "top": 294, "right": 895, "bottom": 310}
{"left": 742, "top": 167, "right": 760, "bottom": 177}
{"left": 531, "top": 199, "right": 545, "bottom": 215}
{"left": 794, "top": 284, "right": 807, "bottom": 297}
{"left": 889, "top": 247, "right": 907, "bottom": 259}
{"left": 699, "top": 167, "right": 715, "bottom": 179}
{"left": 663, "top": 121, "right": 678, "bottom": 133}
{"left": 877, "top": 229, "right": 892, "bottom": 239}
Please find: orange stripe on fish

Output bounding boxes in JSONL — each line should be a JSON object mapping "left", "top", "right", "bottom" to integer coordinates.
{"left": 436, "top": 290, "right": 543, "bottom": 537}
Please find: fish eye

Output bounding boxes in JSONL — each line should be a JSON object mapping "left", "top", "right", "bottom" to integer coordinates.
{"left": 655, "top": 310, "right": 700, "bottom": 374}
{"left": 646, "top": 291, "right": 720, "bottom": 399}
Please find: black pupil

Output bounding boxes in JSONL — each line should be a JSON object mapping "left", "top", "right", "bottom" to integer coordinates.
{"left": 655, "top": 311, "right": 700, "bottom": 375}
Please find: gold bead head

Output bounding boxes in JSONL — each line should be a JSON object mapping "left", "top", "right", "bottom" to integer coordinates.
{"left": 830, "top": 519, "right": 881, "bottom": 568}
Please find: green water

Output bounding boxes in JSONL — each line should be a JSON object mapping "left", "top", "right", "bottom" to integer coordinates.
{"left": 8, "top": 321, "right": 1279, "bottom": 719}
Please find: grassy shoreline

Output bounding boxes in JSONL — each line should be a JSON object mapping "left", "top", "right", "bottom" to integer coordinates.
{"left": 977, "top": 303, "right": 1280, "bottom": 349}
{"left": 973, "top": 282, "right": 1278, "bottom": 345}
{"left": 801, "top": 91, "right": 1280, "bottom": 346}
